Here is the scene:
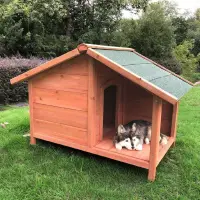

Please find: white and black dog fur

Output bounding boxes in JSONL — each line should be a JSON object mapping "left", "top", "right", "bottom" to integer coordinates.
{"left": 114, "top": 120, "right": 168, "bottom": 151}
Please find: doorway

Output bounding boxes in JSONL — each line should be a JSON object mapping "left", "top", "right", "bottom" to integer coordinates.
{"left": 103, "top": 85, "right": 117, "bottom": 137}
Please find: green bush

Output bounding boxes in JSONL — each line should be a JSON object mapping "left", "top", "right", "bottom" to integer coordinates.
{"left": 158, "top": 56, "right": 182, "bottom": 75}
{"left": 192, "top": 73, "right": 200, "bottom": 82}
{"left": 0, "top": 57, "right": 46, "bottom": 104}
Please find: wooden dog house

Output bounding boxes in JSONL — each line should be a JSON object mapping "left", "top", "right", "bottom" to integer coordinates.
{"left": 11, "top": 43, "right": 193, "bottom": 181}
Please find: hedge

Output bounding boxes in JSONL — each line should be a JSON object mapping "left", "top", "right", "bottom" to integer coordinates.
{"left": 0, "top": 57, "right": 47, "bottom": 105}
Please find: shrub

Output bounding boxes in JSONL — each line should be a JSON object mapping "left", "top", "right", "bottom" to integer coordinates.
{"left": 192, "top": 73, "right": 200, "bottom": 82}
{"left": 155, "top": 56, "right": 182, "bottom": 75}
{"left": 0, "top": 57, "right": 46, "bottom": 105}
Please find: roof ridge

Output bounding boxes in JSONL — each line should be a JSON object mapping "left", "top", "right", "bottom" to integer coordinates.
{"left": 78, "top": 43, "right": 134, "bottom": 52}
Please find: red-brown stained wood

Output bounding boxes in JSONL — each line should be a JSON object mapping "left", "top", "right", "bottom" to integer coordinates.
{"left": 157, "top": 137, "right": 175, "bottom": 166}
{"left": 33, "top": 73, "right": 88, "bottom": 91}
{"left": 33, "top": 103, "right": 88, "bottom": 129}
{"left": 29, "top": 81, "right": 36, "bottom": 145}
{"left": 123, "top": 79, "right": 172, "bottom": 135}
{"left": 148, "top": 96, "right": 162, "bottom": 181}
{"left": 49, "top": 55, "right": 89, "bottom": 76}
{"left": 10, "top": 48, "right": 80, "bottom": 85}
{"left": 34, "top": 119, "right": 87, "bottom": 145}
{"left": 33, "top": 87, "right": 87, "bottom": 111}
{"left": 171, "top": 102, "right": 179, "bottom": 146}
{"left": 88, "top": 58, "right": 97, "bottom": 147}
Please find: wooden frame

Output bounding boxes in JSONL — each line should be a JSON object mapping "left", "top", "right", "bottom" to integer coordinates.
{"left": 148, "top": 96, "right": 162, "bottom": 181}
{"left": 171, "top": 102, "right": 179, "bottom": 146}
{"left": 99, "top": 79, "right": 123, "bottom": 141}
{"left": 28, "top": 80, "right": 36, "bottom": 145}
{"left": 10, "top": 43, "right": 189, "bottom": 181}
{"left": 88, "top": 58, "right": 97, "bottom": 147}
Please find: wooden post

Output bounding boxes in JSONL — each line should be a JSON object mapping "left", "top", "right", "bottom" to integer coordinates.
{"left": 28, "top": 81, "right": 36, "bottom": 145}
{"left": 171, "top": 102, "right": 179, "bottom": 147}
{"left": 88, "top": 58, "right": 96, "bottom": 147}
{"left": 148, "top": 96, "right": 162, "bottom": 181}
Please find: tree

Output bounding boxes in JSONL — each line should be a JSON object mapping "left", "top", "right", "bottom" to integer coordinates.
{"left": 132, "top": 2, "right": 176, "bottom": 61}
{"left": 173, "top": 40, "right": 200, "bottom": 81}
{"left": 0, "top": 0, "right": 149, "bottom": 57}
{"left": 172, "top": 17, "right": 189, "bottom": 45}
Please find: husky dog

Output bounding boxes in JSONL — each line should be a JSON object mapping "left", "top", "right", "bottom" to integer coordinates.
{"left": 113, "top": 124, "right": 133, "bottom": 150}
{"left": 114, "top": 120, "right": 168, "bottom": 151}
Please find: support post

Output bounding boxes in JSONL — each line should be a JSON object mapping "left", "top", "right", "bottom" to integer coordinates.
{"left": 88, "top": 58, "right": 96, "bottom": 147}
{"left": 28, "top": 81, "right": 36, "bottom": 145}
{"left": 171, "top": 102, "right": 179, "bottom": 147}
{"left": 148, "top": 96, "right": 162, "bottom": 181}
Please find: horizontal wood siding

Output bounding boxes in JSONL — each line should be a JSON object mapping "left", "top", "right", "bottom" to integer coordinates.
{"left": 33, "top": 88, "right": 87, "bottom": 111}
{"left": 50, "top": 54, "right": 88, "bottom": 75}
{"left": 33, "top": 74, "right": 88, "bottom": 91}
{"left": 34, "top": 119, "right": 87, "bottom": 145}
{"left": 31, "top": 55, "right": 89, "bottom": 145}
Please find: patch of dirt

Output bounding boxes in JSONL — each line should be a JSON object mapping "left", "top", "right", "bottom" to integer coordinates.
{"left": 11, "top": 102, "right": 29, "bottom": 107}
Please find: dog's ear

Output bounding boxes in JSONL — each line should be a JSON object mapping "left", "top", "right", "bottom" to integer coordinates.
{"left": 117, "top": 124, "right": 126, "bottom": 135}
{"left": 132, "top": 123, "right": 137, "bottom": 132}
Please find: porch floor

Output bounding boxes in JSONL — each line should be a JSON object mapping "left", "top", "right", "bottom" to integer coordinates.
{"left": 95, "top": 129, "right": 175, "bottom": 164}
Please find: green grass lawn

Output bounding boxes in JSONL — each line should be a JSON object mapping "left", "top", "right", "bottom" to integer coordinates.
{"left": 0, "top": 87, "right": 200, "bottom": 200}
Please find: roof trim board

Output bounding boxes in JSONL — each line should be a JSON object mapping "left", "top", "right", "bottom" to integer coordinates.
{"left": 10, "top": 48, "right": 80, "bottom": 85}
{"left": 78, "top": 43, "right": 134, "bottom": 52}
{"left": 87, "top": 48, "right": 178, "bottom": 105}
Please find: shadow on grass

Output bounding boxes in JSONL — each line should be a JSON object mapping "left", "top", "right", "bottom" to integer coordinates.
{"left": 32, "top": 139, "right": 148, "bottom": 182}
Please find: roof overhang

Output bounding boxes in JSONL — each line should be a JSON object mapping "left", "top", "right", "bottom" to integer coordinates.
{"left": 10, "top": 48, "right": 80, "bottom": 85}
{"left": 10, "top": 43, "right": 193, "bottom": 105}
{"left": 86, "top": 48, "right": 178, "bottom": 105}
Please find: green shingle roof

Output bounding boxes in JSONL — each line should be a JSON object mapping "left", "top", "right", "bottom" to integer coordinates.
{"left": 94, "top": 49, "right": 193, "bottom": 100}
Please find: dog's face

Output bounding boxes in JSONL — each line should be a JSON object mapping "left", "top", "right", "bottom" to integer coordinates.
{"left": 117, "top": 124, "right": 127, "bottom": 135}
{"left": 114, "top": 125, "right": 133, "bottom": 150}
{"left": 131, "top": 136, "right": 141, "bottom": 149}
{"left": 115, "top": 137, "right": 132, "bottom": 150}
{"left": 117, "top": 124, "right": 136, "bottom": 136}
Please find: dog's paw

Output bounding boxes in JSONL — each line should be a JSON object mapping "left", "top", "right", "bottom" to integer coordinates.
{"left": 115, "top": 143, "right": 122, "bottom": 150}
{"left": 126, "top": 146, "right": 132, "bottom": 150}
{"left": 145, "top": 138, "right": 150, "bottom": 144}
{"left": 135, "top": 144, "right": 143, "bottom": 151}
{"left": 160, "top": 137, "right": 168, "bottom": 145}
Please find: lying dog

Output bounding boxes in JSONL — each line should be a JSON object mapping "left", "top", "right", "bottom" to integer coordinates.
{"left": 114, "top": 120, "right": 168, "bottom": 151}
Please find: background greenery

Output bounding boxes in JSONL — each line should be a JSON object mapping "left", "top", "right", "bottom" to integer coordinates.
{"left": 0, "top": 0, "right": 200, "bottom": 80}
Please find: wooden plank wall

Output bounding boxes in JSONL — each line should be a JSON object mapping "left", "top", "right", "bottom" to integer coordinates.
{"left": 31, "top": 55, "right": 89, "bottom": 146}
{"left": 95, "top": 61, "right": 124, "bottom": 142}
{"left": 94, "top": 60, "right": 173, "bottom": 140}
{"left": 123, "top": 79, "right": 173, "bottom": 135}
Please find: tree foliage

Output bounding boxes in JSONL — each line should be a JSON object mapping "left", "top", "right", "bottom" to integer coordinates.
{"left": 132, "top": 2, "right": 176, "bottom": 61}
{"left": 173, "top": 40, "right": 200, "bottom": 81}
{"left": 0, "top": 0, "right": 149, "bottom": 57}
{"left": 0, "top": 0, "right": 200, "bottom": 82}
